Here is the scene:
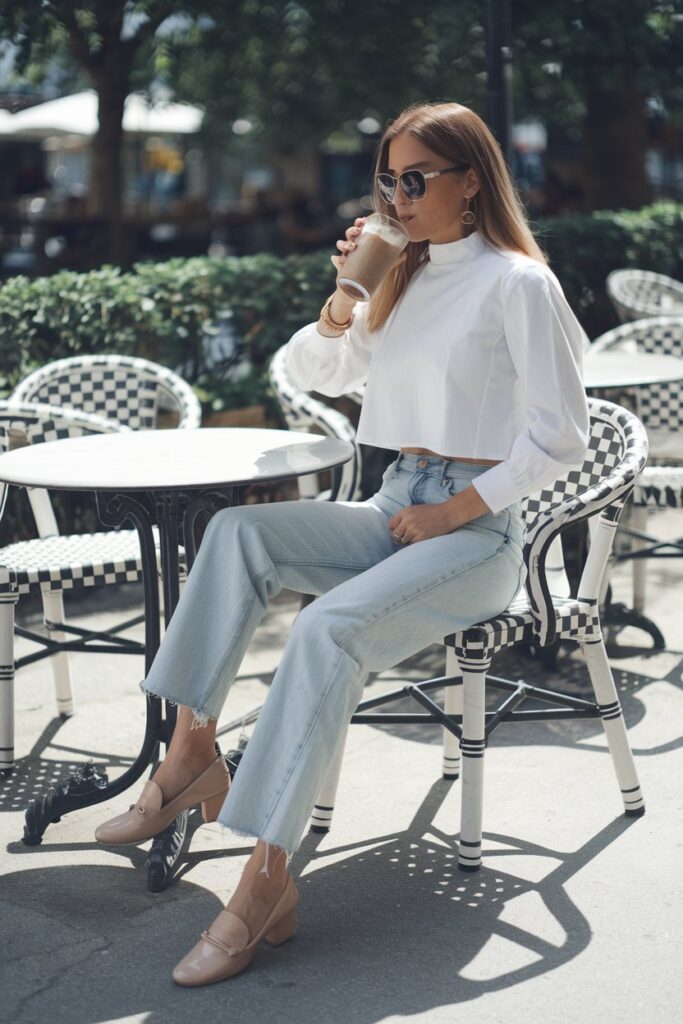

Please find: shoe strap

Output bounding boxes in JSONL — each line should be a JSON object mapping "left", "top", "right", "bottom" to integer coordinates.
{"left": 133, "top": 780, "right": 163, "bottom": 816}
{"left": 205, "top": 909, "right": 250, "bottom": 953}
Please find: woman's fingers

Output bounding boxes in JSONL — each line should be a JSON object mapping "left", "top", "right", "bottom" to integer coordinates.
{"left": 336, "top": 239, "right": 356, "bottom": 254}
{"left": 337, "top": 217, "right": 367, "bottom": 253}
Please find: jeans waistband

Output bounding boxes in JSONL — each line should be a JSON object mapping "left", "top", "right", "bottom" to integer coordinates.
{"left": 393, "top": 452, "right": 495, "bottom": 479}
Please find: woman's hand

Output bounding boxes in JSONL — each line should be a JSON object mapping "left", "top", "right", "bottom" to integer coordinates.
{"left": 330, "top": 217, "right": 367, "bottom": 282}
{"left": 388, "top": 503, "right": 459, "bottom": 544}
{"left": 388, "top": 486, "right": 491, "bottom": 544}
{"left": 330, "top": 216, "right": 407, "bottom": 283}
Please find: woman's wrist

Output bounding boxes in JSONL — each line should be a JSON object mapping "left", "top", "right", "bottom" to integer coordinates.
{"left": 329, "top": 290, "right": 355, "bottom": 323}
{"left": 317, "top": 292, "right": 355, "bottom": 337}
{"left": 445, "top": 485, "right": 491, "bottom": 529}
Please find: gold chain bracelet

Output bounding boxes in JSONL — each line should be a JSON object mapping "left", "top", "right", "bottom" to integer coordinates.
{"left": 319, "top": 294, "right": 353, "bottom": 333}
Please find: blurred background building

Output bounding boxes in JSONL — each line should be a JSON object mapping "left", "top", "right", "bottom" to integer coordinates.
{"left": 1, "top": 0, "right": 682, "bottom": 277}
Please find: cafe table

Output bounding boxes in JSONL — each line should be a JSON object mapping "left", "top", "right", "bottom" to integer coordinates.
{"left": 582, "top": 349, "right": 683, "bottom": 391}
{"left": 582, "top": 346, "right": 683, "bottom": 649}
{"left": 1, "top": 427, "right": 352, "bottom": 887}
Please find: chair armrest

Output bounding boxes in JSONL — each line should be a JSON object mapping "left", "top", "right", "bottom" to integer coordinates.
{"left": 524, "top": 480, "right": 638, "bottom": 647}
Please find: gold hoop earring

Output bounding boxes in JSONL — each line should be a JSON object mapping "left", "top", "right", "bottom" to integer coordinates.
{"left": 461, "top": 195, "right": 476, "bottom": 226}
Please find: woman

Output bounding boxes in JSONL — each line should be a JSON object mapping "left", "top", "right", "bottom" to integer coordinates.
{"left": 95, "top": 101, "right": 589, "bottom": 986}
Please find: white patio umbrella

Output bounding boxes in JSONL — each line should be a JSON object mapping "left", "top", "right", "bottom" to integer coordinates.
{"left": 0, "top": 90, "right": 203, "bottom": 138}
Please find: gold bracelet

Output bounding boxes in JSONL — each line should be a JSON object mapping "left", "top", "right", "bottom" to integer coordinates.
{"left": 319, "top": 294, "right": 353, "bottom": 334}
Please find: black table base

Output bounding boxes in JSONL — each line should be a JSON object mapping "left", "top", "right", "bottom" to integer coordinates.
{"left": 22, "top": 485, "right": 240, "bottom": 887}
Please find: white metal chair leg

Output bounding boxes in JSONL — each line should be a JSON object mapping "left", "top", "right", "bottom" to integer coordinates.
{"left": 631, "top": 503, "right": 648, "bottom": 612}
{"left": 310, "top": 726, "right": 348, "bottom": 833}
{"left": 0, "top": 593, "right": 18, "bottom": 770}
{"left": 581, "top": 638, "right": 645, "bottom": 816}
{"left": 41, "top": 589, "right": 74, "bottom": 718}
{"left": 457, "top": 655, "right": 491, "bottom": 871}
{"left": 442, "top": 646, "right": 462, "bottom": 779}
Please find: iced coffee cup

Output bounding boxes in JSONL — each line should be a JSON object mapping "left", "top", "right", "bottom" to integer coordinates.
{"left": 338, "top": 213, "right": 409, "bottom": 302}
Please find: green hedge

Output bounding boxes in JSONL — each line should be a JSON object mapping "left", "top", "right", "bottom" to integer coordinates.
{"left": 535, "top": 202, "right": 683, "bottom": 336}
{"left": 1, "top": 201, "right": 682, "bottom": 413}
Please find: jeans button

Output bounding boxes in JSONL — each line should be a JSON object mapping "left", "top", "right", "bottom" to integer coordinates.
{"left": 418, "top": 459, "right": 428, "bottom": 468}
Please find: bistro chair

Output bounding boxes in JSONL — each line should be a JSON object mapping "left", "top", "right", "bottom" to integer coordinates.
{"left": 607, "top": 269, "right": 683, "bottom": 323}
{"left": 312, "top": 399, "right": 649, "bottom": 869}
{"left": 591, "top": 317, "right": 683, "bottom": 617}
{"left": 268, "top": 344, "right": 363, "bottom": 502}
{"left": 0, "top": 401, "right": 171, "bottom": 772}
{"left": 11, "top": 353, "right": 202, "bottom": 431}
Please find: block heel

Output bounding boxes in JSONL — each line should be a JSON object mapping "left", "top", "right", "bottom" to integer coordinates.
{"left": 265, "top": 907, "right": 297, "bottom": 945}
{"left": 201, "top": 789, "right": 228, "bottom": 822}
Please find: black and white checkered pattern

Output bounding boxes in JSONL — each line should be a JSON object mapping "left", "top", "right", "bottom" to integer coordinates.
{"left": 449, "top": 400, "right": 649, "bottom": 654}
{"left": 11, "top": 354, "right": 201, "bottom": 431}
{"left": 522, "top": 419, "right": 624, "bottom": 520}
{"left": 591, "top": 317, "right": 683, "bottom": 432}
{"left": 607, "top": 269, "right": 683, "bottom": 323}
{"left": 268, "top": 345, "right": 363, "bottom": 501}
{"left": 446, "top": 592, "right": 600, "bottom": 659}
{"left": 0, "top": 529, "right": 184, "bottom": 595}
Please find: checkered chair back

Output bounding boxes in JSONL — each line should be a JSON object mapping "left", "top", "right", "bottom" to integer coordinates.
{"left": 607, "top": 269, "right": 683, "bottom": 323}
{"left": 591, "top": 316, "right": 683, "bottom": 432}
{"left": 0, "top": 401, "right": 125, "bottom": 531}
{"left": 522, "top": 399, "right": 649, "bottom": 645}
{"left": 11, "top": 354, "right": 201, "bottom": 431}
{"left": 268, "top": 345, "right": 362, "bottom": 501}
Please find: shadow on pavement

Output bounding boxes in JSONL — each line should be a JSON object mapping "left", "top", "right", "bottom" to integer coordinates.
{"left": 0, "top": 779, "right": 642, "bottom": 1024}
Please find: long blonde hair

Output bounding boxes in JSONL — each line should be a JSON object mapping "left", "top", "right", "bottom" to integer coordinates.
{"left": 367, "top": 102, "right": 546, "bottom": 332}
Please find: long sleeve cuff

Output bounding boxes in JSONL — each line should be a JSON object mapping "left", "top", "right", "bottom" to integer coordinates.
{"left": 306, "top": 326, "right": 346, "bottom": 357}
{"left": 471, "top": 461, "right": 524, "bottom": 515}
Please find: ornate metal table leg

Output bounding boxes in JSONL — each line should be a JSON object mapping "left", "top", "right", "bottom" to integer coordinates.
{"left": 23, "top": 492, "right": 164, "bottom": 845}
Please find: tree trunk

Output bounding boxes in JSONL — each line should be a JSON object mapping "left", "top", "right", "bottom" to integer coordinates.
{"left": 89, "top": 65, "right": 131, "bottom": 265}
{"left": 580, "top": 82, "right": 651, "bottom": 211}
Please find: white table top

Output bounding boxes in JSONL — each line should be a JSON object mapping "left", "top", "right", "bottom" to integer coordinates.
{"left": 0, "top": 428, "right": 354, "bottom": 492}
{"left": 583, "top": 350, "right": 683, "bottom": 389}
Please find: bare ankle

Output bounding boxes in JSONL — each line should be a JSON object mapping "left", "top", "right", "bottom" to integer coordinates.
{"left": 248, "top": 841, "right": 288, "bottom": 884}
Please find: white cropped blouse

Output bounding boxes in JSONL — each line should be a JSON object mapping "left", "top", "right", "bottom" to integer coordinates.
{"left": 285, "top": 230, "right": 589, "bottom": 514}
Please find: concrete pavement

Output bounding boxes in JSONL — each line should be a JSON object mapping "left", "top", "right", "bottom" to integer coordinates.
{"left": 1, "top": 509, "right": 681, "bottom": 1024}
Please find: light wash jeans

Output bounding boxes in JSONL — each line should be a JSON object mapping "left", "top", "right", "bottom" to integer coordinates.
{"left": 141, "top": 453, "right": 525, "bottom": 854}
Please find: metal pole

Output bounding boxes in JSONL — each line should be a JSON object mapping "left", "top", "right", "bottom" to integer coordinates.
{"left": 486, "top": 0, "right": 513, "bottom": 165}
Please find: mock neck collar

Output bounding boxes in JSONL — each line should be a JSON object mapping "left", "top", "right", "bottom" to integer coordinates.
{"left": 428, "top": 230, "right": 485, "bottom": 265}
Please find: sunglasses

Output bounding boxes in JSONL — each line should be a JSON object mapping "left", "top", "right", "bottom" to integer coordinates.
{"left": 376, "top": 164, "right": 470, "bottom": 203}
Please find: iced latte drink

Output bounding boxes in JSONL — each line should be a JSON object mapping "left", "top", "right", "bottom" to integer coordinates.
{"left": 338, "top": 213, "right": 409, "bottom": 301}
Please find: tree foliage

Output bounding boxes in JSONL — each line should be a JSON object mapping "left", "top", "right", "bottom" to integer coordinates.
{"left": 513, "top": 0, "right": 683, "bottom": 125}
{"left": 162, "top": 0, "right": 487, "bottom": 148}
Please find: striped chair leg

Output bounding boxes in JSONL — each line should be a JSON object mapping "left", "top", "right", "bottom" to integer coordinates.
{"left": 457, "top": 654, "right": 491, "bottom": 872}
{"left": 442, "top": 646, "right": 462, "bottom": 779}
{"left": 581, "top": 638, "right": 645, "bottom": 817}
{"left": 630, "top": 503, "right": 648, "bottom": 612}
{"left": 0, "top": 593, "right": 19, "bottom": 771}
{"left": 41, "top": 590, "right": 74, "bottom": 718}
{"left": 310, "top": 727, "right": 348, "bottom": 833}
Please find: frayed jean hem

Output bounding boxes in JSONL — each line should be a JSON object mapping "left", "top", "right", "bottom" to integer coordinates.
{"left": 138, "top": 679, "right": 213, "bottom": 730}
{"left": 213, "top": 816, "right": 295, "bottom": 864}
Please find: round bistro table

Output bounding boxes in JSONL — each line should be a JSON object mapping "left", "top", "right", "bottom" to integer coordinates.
{"left": 0, "top": 427, "right": 352, "bottom": 887}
